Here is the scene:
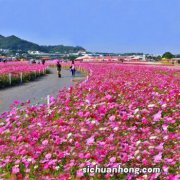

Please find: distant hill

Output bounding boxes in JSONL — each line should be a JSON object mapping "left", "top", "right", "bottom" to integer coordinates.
{"left": 0, "top": 35, "right": 86, "bottom": 53}
{"left": 0, "top": 35, "right": 5, "bottom": 39}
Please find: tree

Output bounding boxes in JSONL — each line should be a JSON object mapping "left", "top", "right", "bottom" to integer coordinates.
{"left": 69, "top": 55, "right": 78, "bottom": 61}
{"left": 162, "top": 52, "right": 174, "bottom": 59}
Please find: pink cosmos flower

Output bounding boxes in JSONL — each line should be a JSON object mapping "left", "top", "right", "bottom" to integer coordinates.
{"left": 56, "top": 150, "right": 64, "bottom": 158}
{"left": 0, "top": 63, "right": 179, "bottom": 179}
{"left": 13, "top": 100, "right": 20, "bottom": 105}
{"left": 105, "top": 94, "right": 112, "bottom": 100}
{"left": 120, "top": 153, "right": 128, "bottom": 162}
{"left": 154, "top": 152, "right": 162, "bottom": 163}
{"left": 10, "top": 136, "right": 16, "bottom": 141}
{"left": 78, "top": 153, "right": 84, "bottom": 158}
{"left": 109, "top": 115, "right": 116, "bottom": 121}
{"left": 85, "top": 153, "right": 91, "bottom": 158}
{"left": 142, "top": 117, "right": 148, "bottom": 124}
{"left": 78, "top": 111, "right": 84, "bottom": 117}
{"left": 75, "top": 141, "right": 81, "bottom": 148}
{"left": 142, "top": 158, "right": 148, "bottom": 165}
{"left": 45, "top": 153, "right": 52, "bottom": 159}
{"left": 86, "top": 136, "right": 94, "bottom": 145}
{"left": 109, "top": 157, "right": 116, "bottom": 163}
{"left": 76, "top": 169, "right": 84, "bottom": 177}
{"left": 153, "top": 111, "right": 162, "bottom": 121}
{"left": 166, "top": 175, "right": 180, "bottom": 180}
{"left": 42, "top": 139, "right": 48, "bottom": 145}
{"left": 156, "top": 143, "right": 164, "bottom": 151}
{"left": 162, "top": 124, "right": 168, "bottom": 131}
{"left": 12, "top": 166, "right": 19, "bottom": 174}
{"left": 162, "top": 165, "right": 168, "bottom": 173}
{"left": 43, "top": 163, "right": 49, "bottom": 169}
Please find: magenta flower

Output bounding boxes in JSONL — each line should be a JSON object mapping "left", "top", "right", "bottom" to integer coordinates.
{"left": 153, "top": 111, "right": 162, "bottom": 121}
{"left": 154, "top": 152, "right": 162, "bottom": 163}
{"left": 42, "top": 139, "right": 48, "bottom": 145}
{"left": 109, "top": 157, "right": 116, "bottom": 163}
{"left": 109, "top": 115, "right": 116, "bottom": 121}
{"left": 13, "top": 100, "right": 20, "bottom": 105}
{"left": 12, "top": 166, "right": 19, "bottom": 174}
{"left": 76, "top": 169, "right": 84, "bottom": 177}
{"left": 86, "top": 136, "right": 95, "bottom": 145}
{"left": 0, "top": 62, "right": 179, "bottom": 179}
{"left": 45, "top": 153, "right": 52, "bottom": 159}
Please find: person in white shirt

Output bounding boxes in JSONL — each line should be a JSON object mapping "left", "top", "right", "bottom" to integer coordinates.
{"left": 70, "top": 61, "right": 76, "bottom": 76}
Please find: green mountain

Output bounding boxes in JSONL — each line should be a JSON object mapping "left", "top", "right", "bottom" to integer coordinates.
{"left": 0, "top": 35, "right": 86, "bottom": 53}
{"left": 0, "top": 35, "right": 4, "bottom": 38}
{"left": 41, "top": 45, "right": 86, "bottom": 54}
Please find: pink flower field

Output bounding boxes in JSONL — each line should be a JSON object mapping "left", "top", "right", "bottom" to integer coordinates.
{"left": 0, "top": 63, "right": 179, "bottom": 179}
{"left": 0, "top": 62, "right": 47, "bottom": 87}
{"left": 0, "top": 62, "right": 47, "bottom": 74}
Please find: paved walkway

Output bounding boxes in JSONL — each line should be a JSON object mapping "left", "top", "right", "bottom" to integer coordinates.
{"left": 0, "top": 68, "right": 85, "bottom": 114}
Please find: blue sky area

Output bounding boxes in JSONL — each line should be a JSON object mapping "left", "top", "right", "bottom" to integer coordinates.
{"left": 0, "top": 0, "right": 180, "bottom": 54}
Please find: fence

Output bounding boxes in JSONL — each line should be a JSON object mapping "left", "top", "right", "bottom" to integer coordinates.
{"left": 0, "top": 68, "right": 48, "bottom": 88}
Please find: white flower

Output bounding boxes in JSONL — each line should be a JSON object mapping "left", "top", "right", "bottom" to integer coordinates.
{"left": 48, "top": 109, "right": 53, "bottom": 115}
{"left": 55, "top": 166, "right": 60, "bottom": 170}
{"left": 92, "top": 161, "right": 96, "bottom": 165}
{"left": 134, "top": 108, "right": 139, "bottom": 114}
{"left": 134, "top": 150, "right": 140, "bottom": 156}
{"left": 37, "top": 123, "right": 42, "bottom": 127}
{"left": 162, "top": 124, "right": 168, "bottom": 131}
{"left": 99, "top": 127, "right": 106, "bottom": 131}
{"left": 149, "top": 136, "right": 157, "bottom": 140}
{"left": 85, "top": 99, "right": 90, "bottom": 104}
{"left": 3, "top": 129, "right": 10, "bottom": 134}
{"left": 148, "top": 104, "right": 155, "bottom": 108}
{"left": 27, "top": 158, "right": 32, "bottom": 162}
{"left": 136, "top": 140, "right": 141, "bottom": 146}
{"left": 143, "top": 175, "right": 148, "bottom": 179}
{"left": 162, "top": 104, "right": 167, "bottom": 108}
{"left": 93, "top": 104, "right": 97, "bottom": 108}
{"left": 136, "top": 155, "right": 141, "bottom": 160}
{"left": 67, "top": 133, "right": 72, "bottom": 139}
{"left": 113, "top": 127, "right": 119, "bottom": 131}
{"left": 148, "top": 146, "right": 154, "bottom": 149}
{"left": 0, "top": 122, "right": 5, "bottom": 126}
{"left": 163, "top": 135, "right": 168, "bottom": 140}
{"left": 81, "top": 128, "right": 87, "bottom": 132}
{"left": 136, "top": 114, "right": 140, "bottom": 118}
{"left": 34, "top": 165, "right": 38, "bottom": 169}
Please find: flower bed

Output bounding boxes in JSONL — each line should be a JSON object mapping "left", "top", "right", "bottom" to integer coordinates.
{"left": 0, "top": 63, "right": 179, "bottom": 179}
{"left": 0, "top": 62, "right": 48, "bottom": 88}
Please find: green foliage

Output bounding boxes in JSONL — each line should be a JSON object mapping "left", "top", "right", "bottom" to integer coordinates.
{"left": 69, "top": 55, "right": 78, "bottom": 61}
{"left": 162, "top": 52, "right": 174, "bottom": 59}
{"left": 0, "top": 35, "right": 42, "bottom": 51}
{"left": 41, "top": 45, "right": 85, "bottom": 54}
{"left": 146, "top": 55, "right": 162, "bottom": 61}
{"left": 174, "top": 54, "right": 180, "bottom": 58}
{"left": 0, "top": 35, "right": 85, "bottom": 54}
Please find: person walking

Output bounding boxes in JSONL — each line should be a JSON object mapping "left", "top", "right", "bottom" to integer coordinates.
{"left": 70, "top": 63, "right": 76, "bottom": 76}
{"left": 56, "top": 61, "right": 62, "bottom": 78}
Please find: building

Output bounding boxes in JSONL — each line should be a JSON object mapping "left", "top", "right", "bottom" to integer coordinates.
{"left": 172, "top": 58, "right": 180, "bottom": 64}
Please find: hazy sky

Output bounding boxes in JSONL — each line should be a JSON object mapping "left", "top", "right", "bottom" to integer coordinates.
{"left": 0, "top": 0, "right": 180, "bottom": 54}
